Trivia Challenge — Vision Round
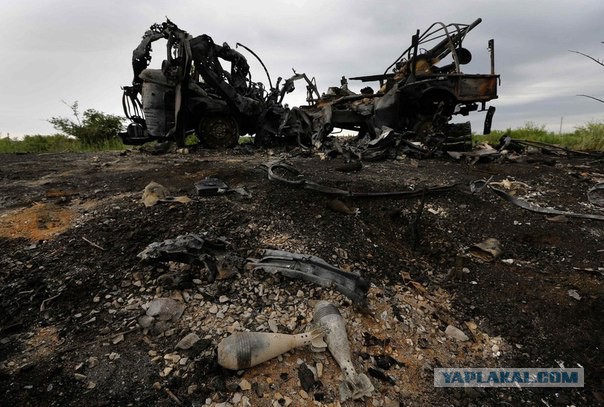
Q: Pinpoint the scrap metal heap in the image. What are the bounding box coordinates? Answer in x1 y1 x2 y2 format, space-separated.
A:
120 18 499 155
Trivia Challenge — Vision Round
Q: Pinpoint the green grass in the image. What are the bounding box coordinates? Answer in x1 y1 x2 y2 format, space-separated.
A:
2 121 603 153
238 135 254 144
0 134 125 154
476 121 604 151
185 134 254 146
185 134 200 146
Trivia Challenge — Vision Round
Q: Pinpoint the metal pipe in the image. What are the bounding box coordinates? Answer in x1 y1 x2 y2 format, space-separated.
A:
488 39 495 75
236 42 273 89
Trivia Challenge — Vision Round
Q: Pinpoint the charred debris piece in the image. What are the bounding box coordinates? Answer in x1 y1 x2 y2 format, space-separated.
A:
266 160 459 197
588 183 604 207
137 233 236 282
137 235 370 306
249 250 370 310
468 176 604 220
488 184 604 222
501 137 604 158
120 18 498 155
448 136 604 165
194 177 251 198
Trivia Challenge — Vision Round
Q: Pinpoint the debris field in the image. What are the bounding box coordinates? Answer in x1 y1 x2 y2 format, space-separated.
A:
0 148 602 406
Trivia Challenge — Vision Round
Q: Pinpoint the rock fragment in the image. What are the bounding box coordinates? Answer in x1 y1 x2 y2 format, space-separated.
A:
445 325 470 342
239 379 252 391
176 333 200 350
139 298 186 335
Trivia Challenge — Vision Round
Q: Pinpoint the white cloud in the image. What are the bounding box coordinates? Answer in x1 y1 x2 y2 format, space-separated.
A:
1 0 603 136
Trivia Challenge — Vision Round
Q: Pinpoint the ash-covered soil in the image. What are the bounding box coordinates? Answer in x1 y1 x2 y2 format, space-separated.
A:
0 148 602 406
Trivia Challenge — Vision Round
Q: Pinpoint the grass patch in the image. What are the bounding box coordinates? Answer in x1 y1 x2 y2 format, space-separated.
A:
476 121 604 151
2 121 603 154
573 122 604 151
186 134 254 146
185 134 200 146
0 134 124 154
238 135 254 144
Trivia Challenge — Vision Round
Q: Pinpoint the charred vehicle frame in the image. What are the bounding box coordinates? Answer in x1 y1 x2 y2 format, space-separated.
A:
296 18 499 150
120 18 499 152
120 19 315 149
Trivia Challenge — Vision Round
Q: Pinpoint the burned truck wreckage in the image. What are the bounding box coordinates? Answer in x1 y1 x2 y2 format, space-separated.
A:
120 18 499 155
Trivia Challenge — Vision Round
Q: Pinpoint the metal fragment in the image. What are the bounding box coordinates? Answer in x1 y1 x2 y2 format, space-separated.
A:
249 250 370 309
266 161 458 198
137 233 230 282
489 185 604 222
587 183 604 207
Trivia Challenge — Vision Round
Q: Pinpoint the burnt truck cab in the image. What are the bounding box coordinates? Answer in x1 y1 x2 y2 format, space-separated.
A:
305 18 499 149
125 66 239 148
120 20 272 148
372 19 498 138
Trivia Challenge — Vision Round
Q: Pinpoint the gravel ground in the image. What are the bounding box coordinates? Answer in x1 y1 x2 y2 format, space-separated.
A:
0 148 602 406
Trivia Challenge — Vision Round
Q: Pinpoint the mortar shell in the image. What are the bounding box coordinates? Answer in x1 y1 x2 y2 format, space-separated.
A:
313 301 355 377
217 330 321 370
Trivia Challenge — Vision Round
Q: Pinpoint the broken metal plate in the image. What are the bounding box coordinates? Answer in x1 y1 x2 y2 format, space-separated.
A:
469 238 502 262
587 183 604 207
195 178 230 196
249 249 370 309
137 233 229 282
489 185 604 222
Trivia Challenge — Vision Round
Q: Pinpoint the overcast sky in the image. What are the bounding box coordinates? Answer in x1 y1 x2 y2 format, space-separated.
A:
1 0 603 138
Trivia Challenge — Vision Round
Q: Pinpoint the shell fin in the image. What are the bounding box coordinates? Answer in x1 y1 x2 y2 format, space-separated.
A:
307 325 328 351
339 373 374 401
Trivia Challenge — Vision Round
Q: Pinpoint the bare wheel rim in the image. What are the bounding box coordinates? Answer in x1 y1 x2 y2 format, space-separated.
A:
199 114 239 148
